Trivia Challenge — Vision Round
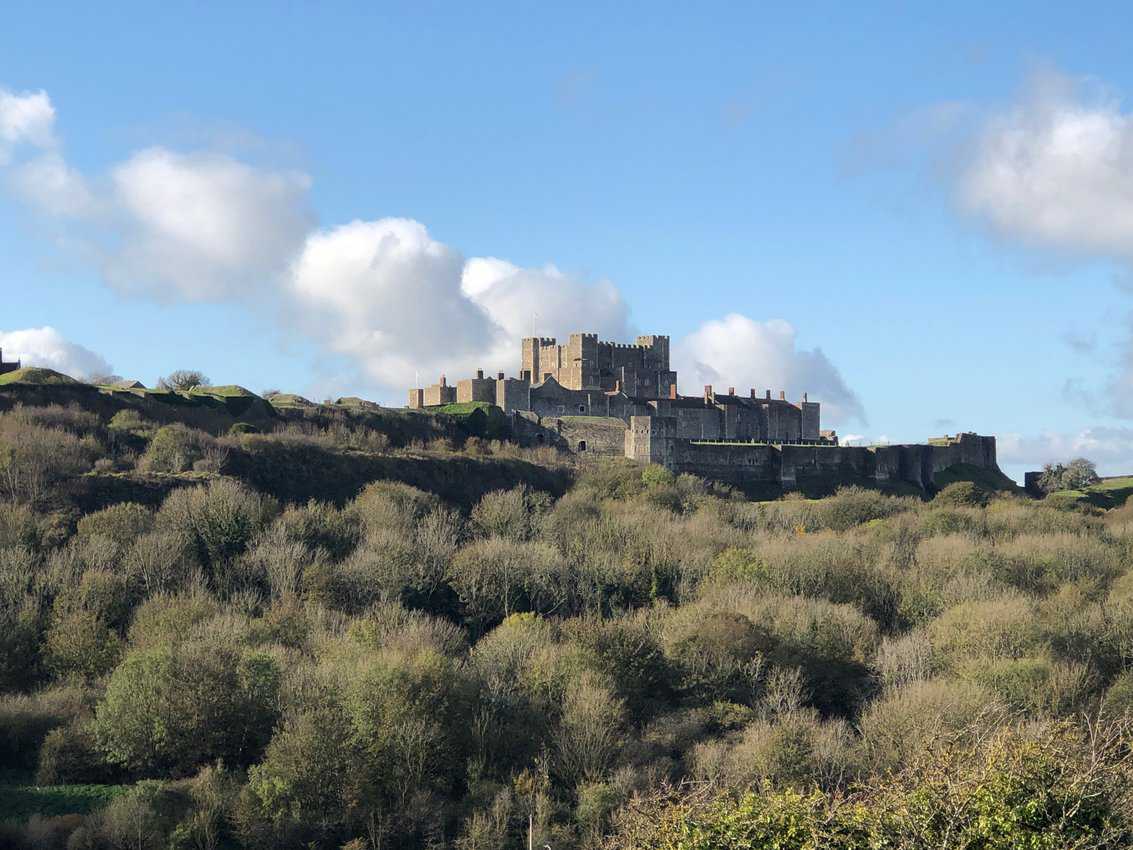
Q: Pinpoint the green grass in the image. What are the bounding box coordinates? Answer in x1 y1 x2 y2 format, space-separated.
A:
188 384 258 398
1048 476 1133 509
0 367 81 386
267 393 314 407
932 462 1019 493
430 401 496 415
0 784 129 820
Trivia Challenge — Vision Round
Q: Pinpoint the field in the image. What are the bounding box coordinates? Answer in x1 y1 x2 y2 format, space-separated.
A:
2 380 1133 848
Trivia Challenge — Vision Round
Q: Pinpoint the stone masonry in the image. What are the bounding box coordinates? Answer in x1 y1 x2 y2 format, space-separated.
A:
407 331 1004 490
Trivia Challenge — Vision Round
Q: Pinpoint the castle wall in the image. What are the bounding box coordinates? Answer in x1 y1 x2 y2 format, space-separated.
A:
407 388 425 409
544 416 626 456
457 377 496 404
801 402 821 440
423 383 456 406
496 378 531 413
628 418 1002 494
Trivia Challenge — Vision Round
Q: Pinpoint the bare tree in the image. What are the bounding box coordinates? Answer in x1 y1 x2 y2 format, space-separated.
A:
158 369 210 391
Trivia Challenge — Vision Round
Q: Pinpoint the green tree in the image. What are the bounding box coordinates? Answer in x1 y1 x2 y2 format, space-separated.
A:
95 639 281 776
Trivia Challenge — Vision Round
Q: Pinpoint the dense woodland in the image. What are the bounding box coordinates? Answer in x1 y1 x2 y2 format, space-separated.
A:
3 397 1133 848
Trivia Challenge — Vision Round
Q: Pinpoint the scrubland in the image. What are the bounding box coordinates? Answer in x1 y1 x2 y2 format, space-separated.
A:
2 400 1133 848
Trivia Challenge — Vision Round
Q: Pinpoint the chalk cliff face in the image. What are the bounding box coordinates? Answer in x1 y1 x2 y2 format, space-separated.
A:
625 421 1003 493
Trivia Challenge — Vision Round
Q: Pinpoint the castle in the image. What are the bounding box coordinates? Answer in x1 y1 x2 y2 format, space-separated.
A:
407 331 1002 492
0 349 20 376
408 332 829 444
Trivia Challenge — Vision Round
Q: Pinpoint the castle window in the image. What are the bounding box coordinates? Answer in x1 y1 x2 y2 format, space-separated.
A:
578 440 587 452
578 404 585 413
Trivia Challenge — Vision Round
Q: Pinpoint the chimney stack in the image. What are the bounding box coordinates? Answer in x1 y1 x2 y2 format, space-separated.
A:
728 386 735 396
476 369 484 379
497 372 505 380
750 388 757 398
669 384 678 400
779 390 786 400
766 389 771 400
803 392 808 402
704 384 714 403
440 375 447 387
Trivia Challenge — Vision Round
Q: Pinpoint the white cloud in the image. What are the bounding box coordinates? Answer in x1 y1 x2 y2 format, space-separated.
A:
461 255 632 368
105 148 313 300
0 326 111 379
0 83 864 417
959 71 1133 262
288 219 503 387
0 88 56 162
10 152 95 217
673 313 865 425
998 426 1133 477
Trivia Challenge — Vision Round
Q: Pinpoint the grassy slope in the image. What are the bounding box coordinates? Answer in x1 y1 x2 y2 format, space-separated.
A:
1048 475 1133 509
0 367 82 386
932 462 1020 494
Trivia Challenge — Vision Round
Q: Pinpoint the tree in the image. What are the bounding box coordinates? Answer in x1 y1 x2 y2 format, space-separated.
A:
95 639 282 776
158 370 210 391
1038 457 1100 493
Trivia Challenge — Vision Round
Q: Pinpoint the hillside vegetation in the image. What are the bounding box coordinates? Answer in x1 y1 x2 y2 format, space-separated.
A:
2 386 1133 848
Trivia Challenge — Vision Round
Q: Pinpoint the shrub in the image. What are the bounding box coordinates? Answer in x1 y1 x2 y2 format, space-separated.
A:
0 682 87 772
857 677 1000 773
934 481 990 507
157 478 278 587
275 499 362 561
552 671 626 784
35 720 120 785
140 423 211 473
95 639 282 776
351 480 438 537
449 538 573 634
43 609 123 679
471 485 551 541
0 413 92 503
76 502 155 548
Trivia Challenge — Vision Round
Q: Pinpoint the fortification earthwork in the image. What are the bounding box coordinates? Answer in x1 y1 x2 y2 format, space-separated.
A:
408 331 1003 492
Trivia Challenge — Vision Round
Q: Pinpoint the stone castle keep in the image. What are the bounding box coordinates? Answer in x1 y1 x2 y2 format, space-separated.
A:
408 331 1001 492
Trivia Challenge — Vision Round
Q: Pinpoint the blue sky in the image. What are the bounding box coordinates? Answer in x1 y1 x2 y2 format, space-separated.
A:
5 1 1133 481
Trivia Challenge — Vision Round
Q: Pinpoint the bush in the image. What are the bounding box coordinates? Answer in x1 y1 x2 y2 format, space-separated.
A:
934 481 990 507
0 413 93 503
449 538 572 634
470 485 551 541
95 639 282 776
139 423 211 473
35 720 120 785
157 478 278 588
0 682 87 773
76 502 155 548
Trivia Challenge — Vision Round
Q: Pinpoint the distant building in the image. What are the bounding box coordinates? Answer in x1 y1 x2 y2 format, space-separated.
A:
407 330 827 443
0 348 20 375
405 330 1003 492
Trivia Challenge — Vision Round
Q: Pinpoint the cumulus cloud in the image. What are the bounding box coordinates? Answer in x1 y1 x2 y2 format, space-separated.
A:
288 218 502 386
998 426 1133 476
0 88 313 300
286 223 636 389
959 71 1133 262
102 148 313 300
0 88 56 162
461 256 631 366
0 83 863 414
673 314 865 425
0 326 111 379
